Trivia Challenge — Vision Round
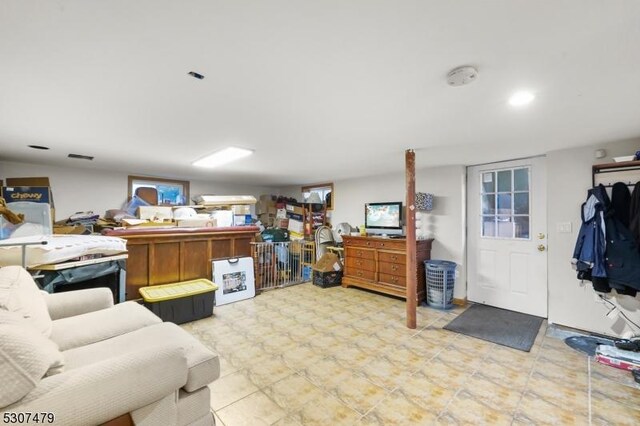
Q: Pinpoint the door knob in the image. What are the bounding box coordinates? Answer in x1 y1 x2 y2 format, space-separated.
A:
537 233 545 239
537 244 546 252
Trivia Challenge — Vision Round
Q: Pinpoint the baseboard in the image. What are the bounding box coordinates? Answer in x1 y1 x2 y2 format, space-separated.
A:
452 297 467 307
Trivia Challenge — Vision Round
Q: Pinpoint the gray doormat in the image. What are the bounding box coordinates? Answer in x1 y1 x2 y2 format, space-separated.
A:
443 304 544 352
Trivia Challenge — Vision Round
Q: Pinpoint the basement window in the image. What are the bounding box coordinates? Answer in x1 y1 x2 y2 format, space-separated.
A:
301 183 333 209
128 176 190 206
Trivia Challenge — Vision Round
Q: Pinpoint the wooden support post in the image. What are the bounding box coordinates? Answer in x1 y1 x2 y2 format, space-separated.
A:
405 149 417 329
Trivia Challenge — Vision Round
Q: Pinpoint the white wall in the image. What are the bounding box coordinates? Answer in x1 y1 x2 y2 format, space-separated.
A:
547 138 640 337
0 160 281 220
282 166 467 299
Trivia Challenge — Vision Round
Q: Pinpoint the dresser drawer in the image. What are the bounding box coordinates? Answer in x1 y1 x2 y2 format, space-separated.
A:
346 257 376 272
343 238 376 248
345 267 376 281
379 273 406 287
374 240 405 250
345 247 375 260
378 261 406 277
378 251 406 265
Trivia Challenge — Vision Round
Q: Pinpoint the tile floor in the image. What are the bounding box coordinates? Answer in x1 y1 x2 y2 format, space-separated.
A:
181 283 640 425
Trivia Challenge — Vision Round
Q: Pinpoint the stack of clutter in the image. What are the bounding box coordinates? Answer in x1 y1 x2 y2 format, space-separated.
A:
594 338 640 384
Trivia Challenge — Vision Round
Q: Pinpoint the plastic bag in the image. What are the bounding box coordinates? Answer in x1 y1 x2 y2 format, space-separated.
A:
122 195 150 217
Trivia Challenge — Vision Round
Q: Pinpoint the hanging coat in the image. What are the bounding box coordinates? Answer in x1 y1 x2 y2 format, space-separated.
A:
572 187 607 278
630 182 640 245
611 182 631 228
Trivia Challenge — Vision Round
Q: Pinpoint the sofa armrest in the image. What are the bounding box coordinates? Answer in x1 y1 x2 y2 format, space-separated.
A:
1 345 188 425
43 288 114 320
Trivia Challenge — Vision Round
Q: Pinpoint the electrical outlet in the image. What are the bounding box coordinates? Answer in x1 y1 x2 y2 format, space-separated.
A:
557 222 572 233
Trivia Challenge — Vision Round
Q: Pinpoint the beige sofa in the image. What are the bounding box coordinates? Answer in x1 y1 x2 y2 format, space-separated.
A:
0 266 219 426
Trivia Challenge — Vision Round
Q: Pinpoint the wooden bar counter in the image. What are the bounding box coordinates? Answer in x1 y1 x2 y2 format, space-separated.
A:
103 226 258 300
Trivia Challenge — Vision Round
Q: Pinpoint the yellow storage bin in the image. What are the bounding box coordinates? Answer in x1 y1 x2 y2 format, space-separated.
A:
139 279 218 324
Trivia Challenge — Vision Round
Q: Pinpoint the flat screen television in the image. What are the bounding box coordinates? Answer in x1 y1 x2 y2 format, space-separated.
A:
365 202 403 236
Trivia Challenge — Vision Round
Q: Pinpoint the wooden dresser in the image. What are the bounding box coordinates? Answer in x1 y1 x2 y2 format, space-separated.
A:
341 235 433 302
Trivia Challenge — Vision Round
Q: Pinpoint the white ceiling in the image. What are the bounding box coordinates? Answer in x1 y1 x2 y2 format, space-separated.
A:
1 0 639 186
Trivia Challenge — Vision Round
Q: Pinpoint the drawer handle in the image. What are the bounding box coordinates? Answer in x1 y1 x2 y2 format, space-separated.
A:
366 242 371 246
357 271 363 276
357 251 362 256
391 256 397 261
380 243 385 246
356 260 362 265
392 276 399 282
392 265 398 271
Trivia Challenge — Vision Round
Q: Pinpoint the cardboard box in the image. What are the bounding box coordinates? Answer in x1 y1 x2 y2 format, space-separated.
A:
177 218 216 228
287 218 304 234
285 204 304 216
286 212 303 222
275 218 289 229
232 204 251 215
289 231 304 240
312 252 343 273
257 200 276 214
233 214 252 226
137 206 173 220
6 177 51 187
2 186 54 205
276 208 287 219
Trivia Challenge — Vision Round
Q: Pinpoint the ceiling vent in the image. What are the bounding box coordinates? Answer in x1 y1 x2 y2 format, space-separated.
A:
446 66 478 87
68 153 94 161
188 71 205 80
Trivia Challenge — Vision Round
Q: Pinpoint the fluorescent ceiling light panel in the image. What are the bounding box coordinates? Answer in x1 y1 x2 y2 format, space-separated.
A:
509 90 535 107
193 147 253 168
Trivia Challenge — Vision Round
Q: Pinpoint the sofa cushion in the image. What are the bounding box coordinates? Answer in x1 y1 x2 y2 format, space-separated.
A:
64 322 220 392
50 301 162 351
0 322 65 407
0 266 52 336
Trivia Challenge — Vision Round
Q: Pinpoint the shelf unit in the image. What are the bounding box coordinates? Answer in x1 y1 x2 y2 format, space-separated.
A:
302 202 327 240
592 160 640 188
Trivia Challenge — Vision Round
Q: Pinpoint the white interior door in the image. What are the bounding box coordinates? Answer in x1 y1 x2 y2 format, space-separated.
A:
467 157 548 317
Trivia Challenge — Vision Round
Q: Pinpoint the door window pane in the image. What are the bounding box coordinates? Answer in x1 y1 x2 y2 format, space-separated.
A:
479 166 530 240
497 216 513 238
482 172 495 193
482 216 496 237
514 193 529 215
514 168 529 191
515 216 530 239
497 194 512 215
482 195 495 214
497 170 512 192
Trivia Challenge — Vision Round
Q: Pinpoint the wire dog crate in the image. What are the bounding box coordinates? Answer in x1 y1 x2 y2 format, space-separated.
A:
251 241 315 291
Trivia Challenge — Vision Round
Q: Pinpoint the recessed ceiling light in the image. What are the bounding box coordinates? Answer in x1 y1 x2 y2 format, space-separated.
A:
509 90 535 107
28 145 49 150
193 147 253 168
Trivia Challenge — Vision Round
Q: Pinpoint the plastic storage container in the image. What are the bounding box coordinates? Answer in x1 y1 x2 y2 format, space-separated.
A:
425 260 456 309
0 201 52 239
139 279 218 324
312 270 342 288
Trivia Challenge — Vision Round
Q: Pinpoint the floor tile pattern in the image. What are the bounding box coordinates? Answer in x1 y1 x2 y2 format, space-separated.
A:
180 283 640 425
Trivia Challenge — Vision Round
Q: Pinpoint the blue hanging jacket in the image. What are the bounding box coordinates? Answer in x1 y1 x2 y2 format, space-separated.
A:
572 187 607 278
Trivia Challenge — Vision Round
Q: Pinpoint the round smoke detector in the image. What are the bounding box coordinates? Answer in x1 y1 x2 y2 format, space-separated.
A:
446 66 478 87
